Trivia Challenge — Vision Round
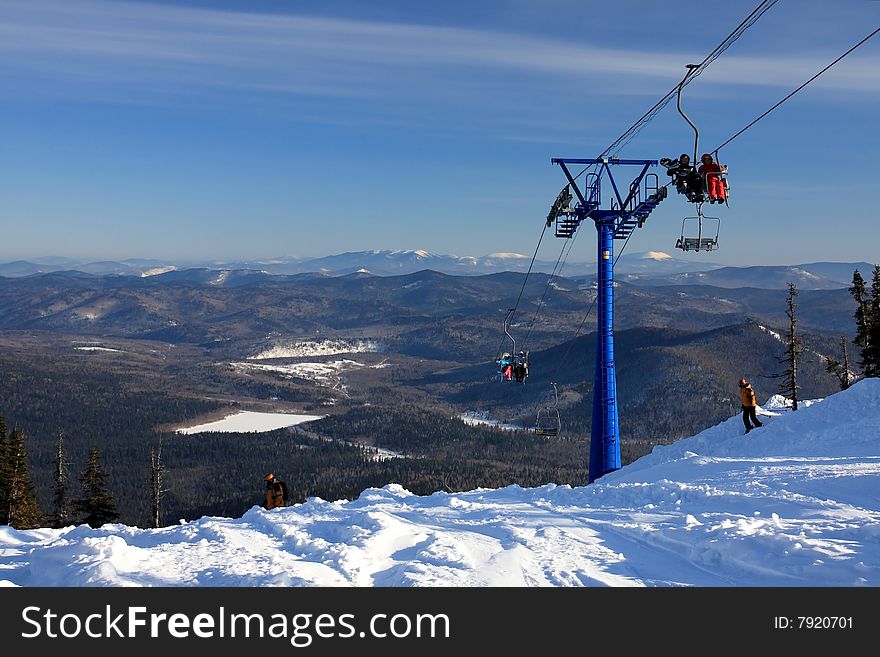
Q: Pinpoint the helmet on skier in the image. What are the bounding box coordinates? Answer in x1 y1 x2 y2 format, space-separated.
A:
264 473 275 481
701 153 713 162
738 378 748 387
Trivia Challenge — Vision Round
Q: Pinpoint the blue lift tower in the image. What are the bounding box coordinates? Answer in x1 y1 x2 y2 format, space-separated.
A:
548 157 666 483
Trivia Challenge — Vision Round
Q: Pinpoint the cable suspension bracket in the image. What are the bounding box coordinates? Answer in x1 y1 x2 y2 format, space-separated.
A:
548 158 666 240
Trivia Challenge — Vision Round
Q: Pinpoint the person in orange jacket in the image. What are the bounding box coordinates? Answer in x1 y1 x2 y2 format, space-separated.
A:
738 378 763 434
698 153 727 203
263 473 288 510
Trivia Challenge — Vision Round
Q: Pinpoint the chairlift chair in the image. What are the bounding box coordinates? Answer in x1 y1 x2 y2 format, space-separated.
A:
675 208 720 253
672 63 732 211
497 308 529 384
535 383 561 437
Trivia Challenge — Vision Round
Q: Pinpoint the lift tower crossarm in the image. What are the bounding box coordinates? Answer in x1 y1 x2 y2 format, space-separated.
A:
551 158 657 165
552 157 658 214
551 158 660 239
621 161 653 210
556 161 590 208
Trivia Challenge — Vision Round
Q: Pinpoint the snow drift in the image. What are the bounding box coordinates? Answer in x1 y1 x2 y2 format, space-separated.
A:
1 379 878 587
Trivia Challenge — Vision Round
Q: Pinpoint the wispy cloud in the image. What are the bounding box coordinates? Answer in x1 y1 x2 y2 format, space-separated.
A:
3 0 877 108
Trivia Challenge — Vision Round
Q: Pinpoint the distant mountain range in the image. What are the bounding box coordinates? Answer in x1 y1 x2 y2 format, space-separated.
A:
618 262 873 290
0 250 713 278
0 250 872 290
0 266 857 358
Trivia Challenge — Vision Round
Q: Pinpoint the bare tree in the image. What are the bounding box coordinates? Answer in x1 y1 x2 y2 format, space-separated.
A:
779 282 804 410
52 430 71 528
825 336 854 391
150 438 166 529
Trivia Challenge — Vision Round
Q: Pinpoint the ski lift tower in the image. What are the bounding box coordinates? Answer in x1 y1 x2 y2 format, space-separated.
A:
548 157 666 483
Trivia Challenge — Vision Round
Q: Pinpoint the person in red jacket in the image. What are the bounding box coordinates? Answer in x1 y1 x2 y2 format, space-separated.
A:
698 153 727 203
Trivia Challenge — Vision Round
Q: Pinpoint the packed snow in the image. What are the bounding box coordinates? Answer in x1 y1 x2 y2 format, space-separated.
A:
249 339 382 360
460 411 525 432
759 324 835 364
2 379 879 586
373 447 403 461
758 324 783 342
175 411 324 435
74 346 122 353
140 266 177 277
234 360 359 382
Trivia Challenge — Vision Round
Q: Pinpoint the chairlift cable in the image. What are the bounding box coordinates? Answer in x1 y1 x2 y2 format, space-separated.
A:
500 2 781 391
508 222 548 320
602 0 780 158
493 222 550 362
544 0 779 238
712 25 880 153
527 4 877 428
530 2 779 346
522 226 580 349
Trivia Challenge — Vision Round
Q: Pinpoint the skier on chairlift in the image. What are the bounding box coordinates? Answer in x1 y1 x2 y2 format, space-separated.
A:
698 153 727 204
660 153 705 203
498 353 513 381
513 351 529 383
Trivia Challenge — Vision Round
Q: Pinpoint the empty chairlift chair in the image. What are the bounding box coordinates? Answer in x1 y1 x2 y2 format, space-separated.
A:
535 383 561 437
675 210 720 252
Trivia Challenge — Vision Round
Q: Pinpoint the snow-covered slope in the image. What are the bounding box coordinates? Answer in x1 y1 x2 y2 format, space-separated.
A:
1 380 878 587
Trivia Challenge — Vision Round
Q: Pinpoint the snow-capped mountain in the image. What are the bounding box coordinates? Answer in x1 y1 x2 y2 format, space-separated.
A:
2 378 877 587
612 250 723 275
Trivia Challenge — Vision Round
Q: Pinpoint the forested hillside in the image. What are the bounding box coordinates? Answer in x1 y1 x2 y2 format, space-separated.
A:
0 267 860 527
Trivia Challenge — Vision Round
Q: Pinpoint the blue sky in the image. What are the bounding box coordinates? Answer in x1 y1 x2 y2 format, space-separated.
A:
0 0 878 266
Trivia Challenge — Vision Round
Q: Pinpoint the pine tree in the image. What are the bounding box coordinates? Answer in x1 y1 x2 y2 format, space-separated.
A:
77 445 119 528
825 336 853 390
52 431 71 528
0 415 9 525
6 427 45 529
849 269 871 373
864 265 880 377
779 282 804 410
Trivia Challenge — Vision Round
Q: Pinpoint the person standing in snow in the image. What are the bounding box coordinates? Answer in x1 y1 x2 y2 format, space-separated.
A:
263 473 288 510
738 378 763 434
